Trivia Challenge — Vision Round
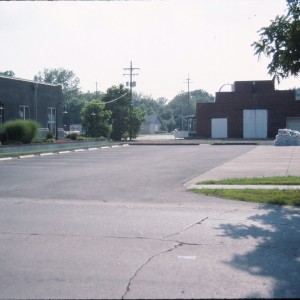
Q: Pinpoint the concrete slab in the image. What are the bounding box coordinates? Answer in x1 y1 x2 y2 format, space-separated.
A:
185 146 300 189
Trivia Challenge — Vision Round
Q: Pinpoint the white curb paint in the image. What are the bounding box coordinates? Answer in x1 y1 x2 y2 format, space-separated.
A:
0 157 13 161
18 155 35 159
39 153 54 156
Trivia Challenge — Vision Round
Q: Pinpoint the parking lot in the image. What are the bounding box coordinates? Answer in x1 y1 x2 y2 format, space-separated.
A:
0 144 299 299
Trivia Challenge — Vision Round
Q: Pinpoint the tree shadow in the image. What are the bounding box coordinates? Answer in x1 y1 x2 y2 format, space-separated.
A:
218 204 300 298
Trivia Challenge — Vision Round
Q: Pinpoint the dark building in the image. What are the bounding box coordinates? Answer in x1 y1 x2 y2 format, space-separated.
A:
0 76 64 139
196 80 300 139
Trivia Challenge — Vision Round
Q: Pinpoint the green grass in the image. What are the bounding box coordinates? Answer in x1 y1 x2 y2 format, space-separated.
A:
192 176 300 206
198 176 300 185
192 188 300 206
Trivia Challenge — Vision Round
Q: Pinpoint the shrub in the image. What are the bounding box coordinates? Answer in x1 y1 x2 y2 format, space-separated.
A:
46 131 54 140
66 132 79 140
0 120 39 144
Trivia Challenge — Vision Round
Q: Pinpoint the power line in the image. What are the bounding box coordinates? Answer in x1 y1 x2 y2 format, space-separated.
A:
104 92 129 104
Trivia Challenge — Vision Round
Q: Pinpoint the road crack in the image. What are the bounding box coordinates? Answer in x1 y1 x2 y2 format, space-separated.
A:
121 242 183 299
163 217 208 239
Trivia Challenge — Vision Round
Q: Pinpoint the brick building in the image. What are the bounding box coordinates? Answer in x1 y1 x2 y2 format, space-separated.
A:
196 80 300 139
0 76 65 139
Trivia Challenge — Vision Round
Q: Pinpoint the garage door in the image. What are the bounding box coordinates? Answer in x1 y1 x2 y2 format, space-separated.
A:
286 117 300 131
243 109 268 138
211 118 227 138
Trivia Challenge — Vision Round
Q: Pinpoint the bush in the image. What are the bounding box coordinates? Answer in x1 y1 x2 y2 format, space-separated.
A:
46 131 54 140
66 132 79 140
0 120 39 144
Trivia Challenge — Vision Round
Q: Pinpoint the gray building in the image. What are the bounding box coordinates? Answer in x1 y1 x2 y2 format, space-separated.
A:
140 115 162 134
0 76 65 139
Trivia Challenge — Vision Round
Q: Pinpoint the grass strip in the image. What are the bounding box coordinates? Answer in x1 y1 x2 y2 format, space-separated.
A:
198 176 300 185
192 188 300 206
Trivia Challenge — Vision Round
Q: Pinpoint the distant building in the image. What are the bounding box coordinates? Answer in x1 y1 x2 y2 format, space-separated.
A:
196 80 300 139
0 75 64 139
140 115 162 134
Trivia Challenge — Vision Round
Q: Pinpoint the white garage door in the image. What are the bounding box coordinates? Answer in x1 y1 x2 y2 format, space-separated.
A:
243 109 268 138
211 118 228 138
286 117 300 131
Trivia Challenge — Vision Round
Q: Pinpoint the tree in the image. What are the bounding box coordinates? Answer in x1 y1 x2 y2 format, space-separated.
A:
34 68 82 129
102 85 145 140
80 99 112 138
162 89 214 131
132 92 162 116
0 70 15 77
34 68 81 104
252 0 300 82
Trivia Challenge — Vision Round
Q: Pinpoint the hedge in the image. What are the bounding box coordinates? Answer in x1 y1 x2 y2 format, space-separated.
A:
0 120 39 144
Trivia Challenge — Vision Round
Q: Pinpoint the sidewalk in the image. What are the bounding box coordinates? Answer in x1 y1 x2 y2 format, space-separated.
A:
185 145 300 190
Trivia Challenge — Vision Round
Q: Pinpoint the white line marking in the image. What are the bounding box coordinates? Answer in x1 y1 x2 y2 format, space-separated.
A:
178 256 196 260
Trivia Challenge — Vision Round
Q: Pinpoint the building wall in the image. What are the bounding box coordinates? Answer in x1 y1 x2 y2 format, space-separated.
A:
140 115 162 134
0 76 64 138
196 80 300 138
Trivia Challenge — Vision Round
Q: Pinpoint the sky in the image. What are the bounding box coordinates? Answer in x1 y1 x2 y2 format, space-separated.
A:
0 0 299 100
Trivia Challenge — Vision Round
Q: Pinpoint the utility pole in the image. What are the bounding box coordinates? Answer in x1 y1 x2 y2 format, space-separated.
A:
95 81 98 98
184 74 192 134
123 61 139 140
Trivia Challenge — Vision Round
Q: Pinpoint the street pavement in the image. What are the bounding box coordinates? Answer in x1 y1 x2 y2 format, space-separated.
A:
0 143 299 299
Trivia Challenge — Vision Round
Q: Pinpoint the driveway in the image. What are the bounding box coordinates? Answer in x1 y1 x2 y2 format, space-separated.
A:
0 145 299 299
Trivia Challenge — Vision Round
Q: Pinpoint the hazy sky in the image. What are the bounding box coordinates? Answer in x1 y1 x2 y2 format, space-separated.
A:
1 0 299 100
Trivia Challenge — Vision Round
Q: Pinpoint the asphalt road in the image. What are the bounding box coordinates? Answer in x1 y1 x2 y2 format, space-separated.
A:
0 145 299 299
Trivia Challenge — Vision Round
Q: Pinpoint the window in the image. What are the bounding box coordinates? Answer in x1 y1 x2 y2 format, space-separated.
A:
47 107 56 134
19 105 30 120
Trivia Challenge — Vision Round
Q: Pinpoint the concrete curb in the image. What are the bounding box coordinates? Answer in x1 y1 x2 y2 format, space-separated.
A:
188 184 300 190
0 144 130 162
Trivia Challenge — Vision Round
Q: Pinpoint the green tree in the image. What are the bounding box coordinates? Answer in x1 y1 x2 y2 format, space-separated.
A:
34 68 81 129
161 89 214 131
252 0 300 82
34 68 80 104
64 98 86 126
81 99 112 138
103 85 145 140
130 107 146 139
34 68 80 102
132 92 162 116
0 70 15 77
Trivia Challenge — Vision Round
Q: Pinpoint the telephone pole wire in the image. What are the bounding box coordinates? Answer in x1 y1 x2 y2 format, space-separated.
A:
123 61 140 140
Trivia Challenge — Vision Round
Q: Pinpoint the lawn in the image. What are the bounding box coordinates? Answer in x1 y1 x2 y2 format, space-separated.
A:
197 176 300 185
192 176 300 206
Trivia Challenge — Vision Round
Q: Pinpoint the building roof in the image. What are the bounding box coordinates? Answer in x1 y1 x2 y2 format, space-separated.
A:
143 115 162 125
0 75 62 87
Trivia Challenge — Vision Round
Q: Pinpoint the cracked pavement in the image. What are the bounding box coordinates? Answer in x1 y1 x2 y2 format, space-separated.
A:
0 145 299 299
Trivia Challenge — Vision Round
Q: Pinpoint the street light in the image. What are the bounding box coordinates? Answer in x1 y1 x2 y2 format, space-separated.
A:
55 103 67 140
